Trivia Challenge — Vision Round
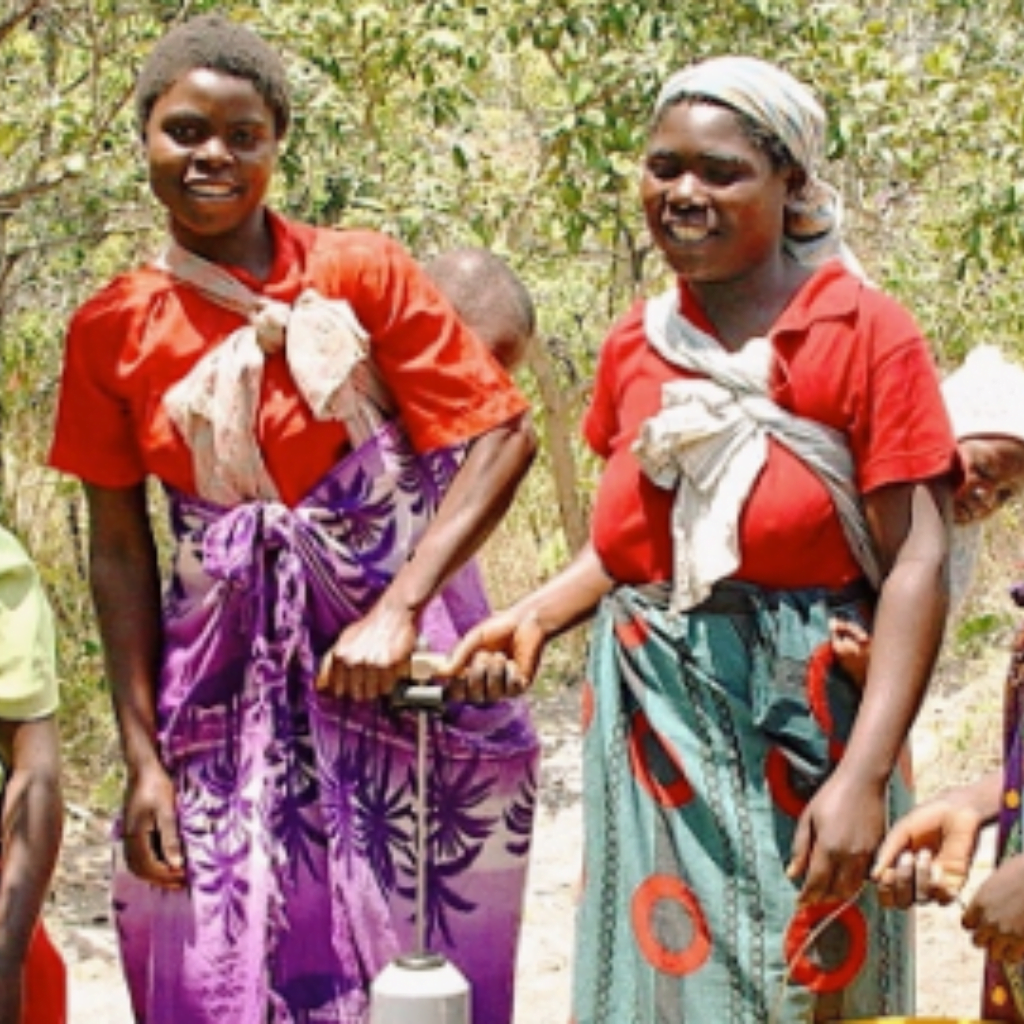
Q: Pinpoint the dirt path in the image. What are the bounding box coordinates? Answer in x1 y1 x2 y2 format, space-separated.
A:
48 673 1001 1021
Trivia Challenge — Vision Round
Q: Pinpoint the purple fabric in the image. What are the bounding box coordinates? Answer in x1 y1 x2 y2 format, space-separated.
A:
112 422 539 1024
983 602 1024 1020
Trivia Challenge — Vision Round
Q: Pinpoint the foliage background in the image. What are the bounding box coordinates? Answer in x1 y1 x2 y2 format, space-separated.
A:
4 0 1024 797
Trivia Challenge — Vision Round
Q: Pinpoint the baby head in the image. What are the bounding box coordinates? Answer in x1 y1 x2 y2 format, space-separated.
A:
942 345 1024 524
423 248 535 371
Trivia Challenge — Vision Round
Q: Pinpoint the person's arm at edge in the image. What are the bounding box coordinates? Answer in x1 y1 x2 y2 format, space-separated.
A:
84 482 184 887
790 475 952 902
0 715 62 1024
872 769 1001 908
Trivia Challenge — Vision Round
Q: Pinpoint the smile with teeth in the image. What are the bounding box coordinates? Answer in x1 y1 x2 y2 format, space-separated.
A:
186 181 239 198
663 203 712 243
666 222 712 243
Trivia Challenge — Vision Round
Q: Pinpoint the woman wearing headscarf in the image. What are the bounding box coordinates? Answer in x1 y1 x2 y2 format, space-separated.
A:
446 55 956 1021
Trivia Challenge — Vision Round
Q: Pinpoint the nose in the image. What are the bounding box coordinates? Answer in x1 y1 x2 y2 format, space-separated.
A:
969 482 998 515
668 171 704 205
194 134 233 165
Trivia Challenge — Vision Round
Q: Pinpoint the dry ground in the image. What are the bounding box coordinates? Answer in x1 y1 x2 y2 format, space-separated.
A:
47 652 1006 1022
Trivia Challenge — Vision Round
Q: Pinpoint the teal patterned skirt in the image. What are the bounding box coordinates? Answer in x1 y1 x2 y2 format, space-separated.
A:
572 581 912 1023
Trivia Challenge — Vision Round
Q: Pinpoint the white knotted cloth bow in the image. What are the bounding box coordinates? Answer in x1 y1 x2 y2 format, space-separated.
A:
158 244 389 505
633 288 880 612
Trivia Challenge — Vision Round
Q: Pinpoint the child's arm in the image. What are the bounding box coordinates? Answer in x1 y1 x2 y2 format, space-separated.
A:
790 477 951 904
0 715 63 1024
963 851 1024 962
829 616 871 687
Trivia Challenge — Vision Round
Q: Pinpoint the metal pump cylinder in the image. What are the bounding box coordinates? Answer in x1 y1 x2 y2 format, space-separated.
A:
369 953 470 1024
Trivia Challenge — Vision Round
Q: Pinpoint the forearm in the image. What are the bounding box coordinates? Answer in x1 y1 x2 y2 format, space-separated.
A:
0 721 63 969
85 484 165 775
509 541 614 640
842 482 951 787
92 551 164 773
387 414 537 616
944 769 1003 824
843 570 943 785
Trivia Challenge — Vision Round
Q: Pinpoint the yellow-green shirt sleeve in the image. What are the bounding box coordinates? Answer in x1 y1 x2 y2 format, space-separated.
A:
0 525 58 720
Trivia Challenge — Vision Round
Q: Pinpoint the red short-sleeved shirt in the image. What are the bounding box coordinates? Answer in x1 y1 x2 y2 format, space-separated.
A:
48 214 527 506
584 262 957 590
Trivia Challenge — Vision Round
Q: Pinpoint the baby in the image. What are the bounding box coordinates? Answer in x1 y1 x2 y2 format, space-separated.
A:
423 246 535 372
832 344 1024 683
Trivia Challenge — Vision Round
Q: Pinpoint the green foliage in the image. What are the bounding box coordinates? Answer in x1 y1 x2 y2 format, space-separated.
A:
953 608 1016 658
6 0 1024 774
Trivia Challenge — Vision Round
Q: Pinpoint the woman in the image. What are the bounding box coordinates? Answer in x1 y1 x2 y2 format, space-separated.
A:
48 15 538 1024
447 56 956 1021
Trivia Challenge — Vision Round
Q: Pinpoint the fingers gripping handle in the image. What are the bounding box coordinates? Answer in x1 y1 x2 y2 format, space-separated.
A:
390 650 449 711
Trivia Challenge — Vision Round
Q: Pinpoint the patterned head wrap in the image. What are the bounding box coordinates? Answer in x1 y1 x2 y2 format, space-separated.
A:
654 56 863 275
942 345 1024 445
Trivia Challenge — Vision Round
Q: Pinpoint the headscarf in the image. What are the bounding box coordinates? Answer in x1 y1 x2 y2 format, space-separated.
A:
942 344 1024 445
654 55 864 276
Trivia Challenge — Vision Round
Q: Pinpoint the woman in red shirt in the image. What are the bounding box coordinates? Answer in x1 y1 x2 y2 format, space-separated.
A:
49 15 537 1024
448 56 956 1022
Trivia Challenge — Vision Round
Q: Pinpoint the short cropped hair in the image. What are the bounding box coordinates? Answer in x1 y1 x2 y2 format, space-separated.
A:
135 13 291 138
424 248 537 371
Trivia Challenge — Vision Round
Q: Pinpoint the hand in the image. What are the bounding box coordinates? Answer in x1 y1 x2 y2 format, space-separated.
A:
872 793 984 908
441 647 530 704
440 605 549 703
788 771 887 905
829 616 871 688
963 856 1024 962
122 762 186 889
317 596 419 701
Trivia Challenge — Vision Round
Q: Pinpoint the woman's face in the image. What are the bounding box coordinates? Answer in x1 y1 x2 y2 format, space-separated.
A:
145 68 279 257
954 435 1024 524
640 101 794 283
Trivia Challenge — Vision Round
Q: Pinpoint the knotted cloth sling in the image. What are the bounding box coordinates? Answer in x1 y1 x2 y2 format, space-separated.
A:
634 288 881 612
157 243 392 505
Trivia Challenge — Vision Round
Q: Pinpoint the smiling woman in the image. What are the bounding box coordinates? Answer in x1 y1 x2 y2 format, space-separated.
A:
640 101 796 292
47 13 538 1024
443 55 958 1023
144 68 280 270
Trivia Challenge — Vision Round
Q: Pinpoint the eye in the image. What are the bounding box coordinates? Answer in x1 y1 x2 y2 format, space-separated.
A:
645 154 682 182
971 460 995 484
166 121 204 145
701 160 744 187
229 126 263 149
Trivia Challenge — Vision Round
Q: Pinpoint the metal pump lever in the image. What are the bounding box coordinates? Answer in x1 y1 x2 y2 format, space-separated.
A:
369 646 473 1022
389 650 450 712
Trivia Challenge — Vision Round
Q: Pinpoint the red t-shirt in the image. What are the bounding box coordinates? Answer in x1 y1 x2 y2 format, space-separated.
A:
49 214 527 506
584 262 956 590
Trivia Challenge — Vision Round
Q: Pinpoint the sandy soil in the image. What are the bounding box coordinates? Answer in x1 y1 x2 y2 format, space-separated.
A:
47 669 1003 1022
